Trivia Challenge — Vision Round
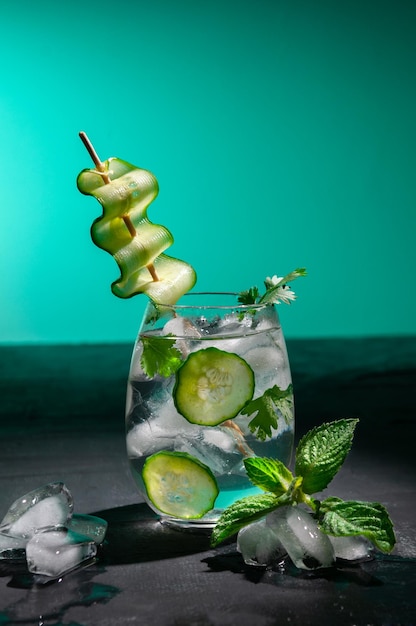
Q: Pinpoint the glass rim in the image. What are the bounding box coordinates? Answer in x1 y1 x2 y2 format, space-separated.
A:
151 292 271 311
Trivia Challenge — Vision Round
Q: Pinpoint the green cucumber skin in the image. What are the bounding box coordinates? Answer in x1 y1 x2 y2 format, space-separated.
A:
173 347 255 427
142 450 219 519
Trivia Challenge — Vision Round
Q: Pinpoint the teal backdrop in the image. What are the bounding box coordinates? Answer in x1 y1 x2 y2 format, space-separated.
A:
1 0 415 343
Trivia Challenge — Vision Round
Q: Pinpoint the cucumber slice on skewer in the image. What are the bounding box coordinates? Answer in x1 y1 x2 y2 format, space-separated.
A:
173 347 255 426
142 451 219 519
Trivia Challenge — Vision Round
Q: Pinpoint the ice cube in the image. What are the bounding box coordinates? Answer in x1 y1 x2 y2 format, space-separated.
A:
213 309 278 342
127 401 199 458
199 335 253 356
329 534 373 562
0 532 27 550
26 528 97 577
162 316 201 357
237 519 285 566
267 506 335 570
216 312 259 335
163 316 201 338
203 426 241 453
67 514 108 545
174 426 242 475
127 420 171 457
204 424 254 469
243 346 291 393
0 483 73 539
0 531 27 560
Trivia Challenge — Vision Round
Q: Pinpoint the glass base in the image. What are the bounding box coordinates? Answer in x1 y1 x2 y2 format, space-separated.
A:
159 509 223 533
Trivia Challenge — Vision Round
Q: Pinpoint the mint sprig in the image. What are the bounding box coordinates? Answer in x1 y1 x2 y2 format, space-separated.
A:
295 418 358 494
243 457 294 495
211 493 288 547
211 418 396 555
319 497 396 553
238 268 307 306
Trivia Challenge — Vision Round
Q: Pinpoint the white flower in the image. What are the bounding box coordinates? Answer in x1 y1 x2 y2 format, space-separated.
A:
275 285 296 304
264 275 283 289
259 268 306 305
262 277 297 305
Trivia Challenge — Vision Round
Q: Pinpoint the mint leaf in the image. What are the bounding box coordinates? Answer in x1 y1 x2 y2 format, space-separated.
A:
210 493 286 547
211 418 396 560
295 418 358 494
319 497 396 553
241 384 293 441
244 457 294 495
237 287 260 305
140 336 182 378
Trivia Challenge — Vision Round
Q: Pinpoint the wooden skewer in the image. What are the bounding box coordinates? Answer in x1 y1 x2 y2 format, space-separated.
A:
79 131 159 282
79 131 110 184
122 215 137 238
223 420 255 457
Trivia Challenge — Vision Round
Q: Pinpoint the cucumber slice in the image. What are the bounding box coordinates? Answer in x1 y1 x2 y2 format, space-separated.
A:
173 347 255 426
142 451 219 519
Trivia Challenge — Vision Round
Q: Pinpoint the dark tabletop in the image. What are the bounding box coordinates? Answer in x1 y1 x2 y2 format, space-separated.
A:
0 337 415 625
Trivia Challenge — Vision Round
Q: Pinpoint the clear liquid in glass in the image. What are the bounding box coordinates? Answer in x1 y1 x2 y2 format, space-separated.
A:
125 294 294 530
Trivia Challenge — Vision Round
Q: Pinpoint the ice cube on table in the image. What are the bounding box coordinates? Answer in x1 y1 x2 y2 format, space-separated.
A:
329 534 373 561
0 532 27 560
0 482 73 539
68 514 108 544
26 528 97 577
267 506 335 570
237 519 286 567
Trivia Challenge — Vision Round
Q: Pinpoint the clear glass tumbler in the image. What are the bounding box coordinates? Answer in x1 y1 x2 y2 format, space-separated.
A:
125 293 294 530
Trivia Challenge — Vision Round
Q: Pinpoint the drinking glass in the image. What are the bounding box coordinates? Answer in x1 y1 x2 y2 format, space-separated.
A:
125 293 294 530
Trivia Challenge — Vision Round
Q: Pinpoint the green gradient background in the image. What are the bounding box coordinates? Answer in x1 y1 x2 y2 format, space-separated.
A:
1 0 415 343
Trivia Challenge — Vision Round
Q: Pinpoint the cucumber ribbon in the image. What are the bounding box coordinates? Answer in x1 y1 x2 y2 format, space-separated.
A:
77 156 196 303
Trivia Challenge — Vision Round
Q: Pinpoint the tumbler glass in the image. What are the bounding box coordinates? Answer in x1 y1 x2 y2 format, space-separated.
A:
125 293 294 530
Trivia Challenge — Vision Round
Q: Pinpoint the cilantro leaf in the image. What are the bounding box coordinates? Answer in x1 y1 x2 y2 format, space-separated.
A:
319 497 396 553
259 268 307 305
140 335 182 378
210 493 286 547
280 267 307 284
295 418 358 494
237 287 260 305
241 384 293 441
244 457 294 495
237 268 306 308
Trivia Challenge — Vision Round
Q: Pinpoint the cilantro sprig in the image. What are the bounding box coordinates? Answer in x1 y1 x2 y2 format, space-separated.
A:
241 384 293 441
211 418 396 554
238 268 307 306
140 335 182 378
